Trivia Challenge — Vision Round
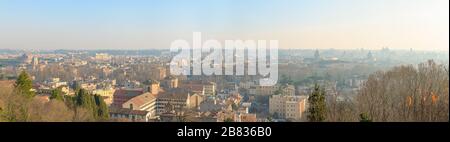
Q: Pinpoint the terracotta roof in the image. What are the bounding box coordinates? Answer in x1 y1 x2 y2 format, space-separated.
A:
157 88 190 100
113 89 144 97
123 92 156 108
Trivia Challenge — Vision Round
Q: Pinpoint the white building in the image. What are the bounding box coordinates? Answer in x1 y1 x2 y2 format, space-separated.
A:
122 92 157 119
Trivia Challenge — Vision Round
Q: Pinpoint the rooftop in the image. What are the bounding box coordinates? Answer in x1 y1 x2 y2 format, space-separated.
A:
113 88 144 97
123 92 156 108
157 88 191 100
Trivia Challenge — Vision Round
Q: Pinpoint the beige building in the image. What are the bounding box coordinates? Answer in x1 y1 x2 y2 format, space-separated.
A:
180 81 216 96
235 113 257 122
80 83 97 91
93 87 116 106
94 53 111 61
269 95 308 120
249 85 295 96
188 93 204 109
156 89 190 115
203 82 216 96
282 85 296 96
46 78 68 89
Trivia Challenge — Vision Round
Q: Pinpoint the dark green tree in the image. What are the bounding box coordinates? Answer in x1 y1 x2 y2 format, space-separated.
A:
307 84 327 122
359 113 372 122
14 70 35 98
94 95 109 121
231 103 238 111
75 89 96 116
71 81 81 91
75 89 93 108
74 89 109 121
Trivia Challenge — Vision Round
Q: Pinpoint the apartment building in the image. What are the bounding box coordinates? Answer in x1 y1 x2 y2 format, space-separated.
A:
269 95 308 120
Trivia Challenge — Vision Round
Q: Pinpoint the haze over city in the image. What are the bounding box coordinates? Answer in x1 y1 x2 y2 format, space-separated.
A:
0 0 448 51
0 0 449 125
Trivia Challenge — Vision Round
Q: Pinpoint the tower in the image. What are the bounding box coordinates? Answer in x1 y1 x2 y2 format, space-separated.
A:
314 49 320 61
144 79 160 95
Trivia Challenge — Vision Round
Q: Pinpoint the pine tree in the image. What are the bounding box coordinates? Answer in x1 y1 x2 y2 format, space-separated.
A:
15 70 35 98
307 84 327 122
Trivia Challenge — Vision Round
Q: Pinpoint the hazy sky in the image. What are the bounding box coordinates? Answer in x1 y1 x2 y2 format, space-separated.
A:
0 0 448 50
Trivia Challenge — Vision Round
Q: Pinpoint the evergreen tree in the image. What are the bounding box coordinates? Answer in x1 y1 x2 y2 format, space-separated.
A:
50 87 64 101
359 113 372 122
94 95 109 121
71 81 81 91
15 70 34 98
231 103 238 111
75 89 84 106
74 89 109 121
307 84 327 122
75 89 92 108
224 118 234 122
75 89 95 115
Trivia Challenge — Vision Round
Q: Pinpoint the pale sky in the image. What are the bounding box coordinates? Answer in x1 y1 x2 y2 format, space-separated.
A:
0 0 448 51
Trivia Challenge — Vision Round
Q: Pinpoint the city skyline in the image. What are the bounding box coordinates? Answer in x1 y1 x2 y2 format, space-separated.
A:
0 0 448 51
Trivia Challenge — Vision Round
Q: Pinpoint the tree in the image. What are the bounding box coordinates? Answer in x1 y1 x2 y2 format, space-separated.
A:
307 84 327 122
15 70 35 98
2 98 29 122
72 89 109 121
224 118 234 122
231 103 238 111
280 74 293 85
357 60 449 122
94 95 109 121
1 81 107 122
50 87 64 101
75 89 95 110
359 113 372 122
27 100 74 122
267 117 274 122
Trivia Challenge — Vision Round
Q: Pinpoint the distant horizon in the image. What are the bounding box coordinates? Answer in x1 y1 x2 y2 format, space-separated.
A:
0 47 448 52
0 0 448 51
